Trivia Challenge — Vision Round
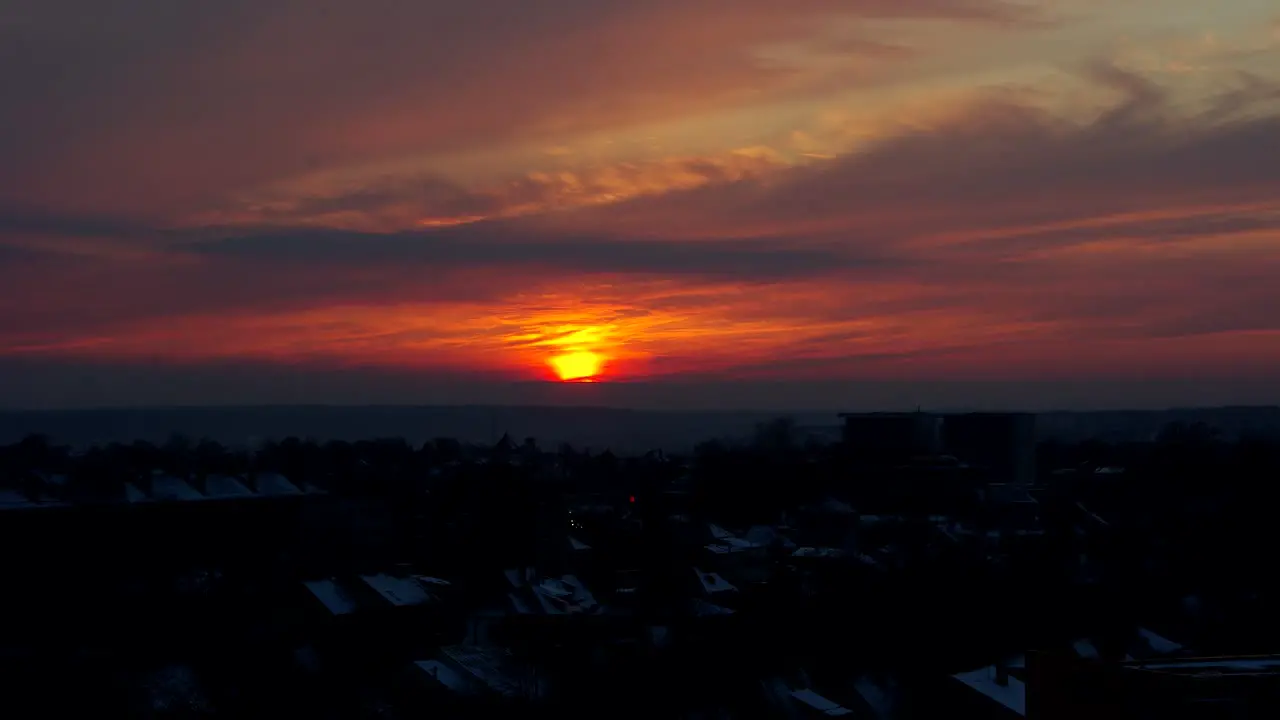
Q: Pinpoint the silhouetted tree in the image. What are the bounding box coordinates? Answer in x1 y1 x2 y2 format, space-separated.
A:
6 433 68 476
431 437 463 464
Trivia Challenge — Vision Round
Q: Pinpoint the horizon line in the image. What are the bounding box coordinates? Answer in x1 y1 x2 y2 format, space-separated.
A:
3 402 1278 416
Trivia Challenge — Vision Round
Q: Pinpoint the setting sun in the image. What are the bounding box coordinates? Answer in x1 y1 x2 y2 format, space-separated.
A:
549 351 605 382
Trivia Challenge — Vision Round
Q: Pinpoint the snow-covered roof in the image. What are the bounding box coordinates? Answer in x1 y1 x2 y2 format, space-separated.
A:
1137 627 1183 654
691 599 735 616
952 666 1026 716
534 589 568 615
694 568 738 595
531 574 599 614
1074 639 1101 659
203 475 254 499
124 483 151 503
150 476 205 502
360 573 433 607
790 689 853 716
561 575 595 603
440 645 527 698
414 575 451 587
792 547 846 558
743 525 779 546
708 523 734 540
304 579 359 615
255 473 303 496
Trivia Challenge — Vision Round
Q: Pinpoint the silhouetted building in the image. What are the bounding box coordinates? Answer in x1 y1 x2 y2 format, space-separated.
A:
942 413 1036 485
840 412 941 464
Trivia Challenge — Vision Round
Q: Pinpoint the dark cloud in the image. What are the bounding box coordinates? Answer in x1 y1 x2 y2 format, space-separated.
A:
0 220 883 345
0 206 146 241
185 223 875 281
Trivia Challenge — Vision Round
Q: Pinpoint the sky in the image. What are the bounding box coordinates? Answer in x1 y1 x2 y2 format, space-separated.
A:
2 0 1279 410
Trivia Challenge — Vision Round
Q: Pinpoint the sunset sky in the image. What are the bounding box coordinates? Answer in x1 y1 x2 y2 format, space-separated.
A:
2 1 1279 410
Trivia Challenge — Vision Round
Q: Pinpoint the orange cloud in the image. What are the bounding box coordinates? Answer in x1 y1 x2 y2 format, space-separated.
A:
202 149 791 231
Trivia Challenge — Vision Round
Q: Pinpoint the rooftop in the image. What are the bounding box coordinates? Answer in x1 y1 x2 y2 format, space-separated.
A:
439 645 531 698
254 472 304 496
120 473 308 505
203 475 255 500
414 660 472 695
1136 627 1184 655
790 688 853 717
303 578 359 616
694 568 738 595
360 573 434 607
691 599 735 616
532 574 600 615
952 665 1026 717
708 523 734 540
792 547 846 559
506 569 601 615
150 476 205 502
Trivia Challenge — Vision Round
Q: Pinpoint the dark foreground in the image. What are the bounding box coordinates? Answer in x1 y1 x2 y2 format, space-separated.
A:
2 416 1279 718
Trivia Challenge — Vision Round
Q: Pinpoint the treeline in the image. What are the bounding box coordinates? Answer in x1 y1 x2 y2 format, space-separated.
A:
0 416 808 485
2 418 1277 507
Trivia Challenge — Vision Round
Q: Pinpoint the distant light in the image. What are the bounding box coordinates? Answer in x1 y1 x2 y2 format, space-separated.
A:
629 495 636 504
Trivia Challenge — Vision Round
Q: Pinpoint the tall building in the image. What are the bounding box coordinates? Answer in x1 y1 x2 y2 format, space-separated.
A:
839 412 941 464
941 413 1036 485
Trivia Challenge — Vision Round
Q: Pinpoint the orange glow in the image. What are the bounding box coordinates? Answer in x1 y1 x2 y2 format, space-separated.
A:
549 350 605 382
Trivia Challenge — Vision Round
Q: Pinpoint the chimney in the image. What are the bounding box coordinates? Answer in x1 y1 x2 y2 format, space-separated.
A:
994 662 1009 687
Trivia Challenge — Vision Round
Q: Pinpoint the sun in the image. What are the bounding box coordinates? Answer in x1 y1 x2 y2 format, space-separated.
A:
549 351 604 382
